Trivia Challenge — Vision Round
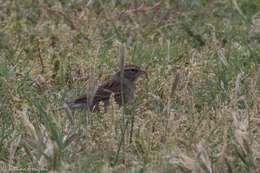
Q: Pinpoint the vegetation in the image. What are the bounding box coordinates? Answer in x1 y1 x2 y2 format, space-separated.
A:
0 0 259 172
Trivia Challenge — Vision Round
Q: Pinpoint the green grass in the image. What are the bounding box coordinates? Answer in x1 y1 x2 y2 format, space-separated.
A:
0 0 259 172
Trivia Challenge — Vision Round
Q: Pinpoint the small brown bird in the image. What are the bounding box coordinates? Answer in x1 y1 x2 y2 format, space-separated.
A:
66 64 148 112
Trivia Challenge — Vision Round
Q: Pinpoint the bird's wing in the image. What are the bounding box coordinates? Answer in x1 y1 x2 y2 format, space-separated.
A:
97 79 128 106
67 78 132 110
102 79 134 105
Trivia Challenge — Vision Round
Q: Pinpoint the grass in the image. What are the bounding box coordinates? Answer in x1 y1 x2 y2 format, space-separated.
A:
0 0 260 172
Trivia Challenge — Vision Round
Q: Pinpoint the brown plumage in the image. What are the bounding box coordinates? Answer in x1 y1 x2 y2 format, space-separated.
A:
66 64 148 112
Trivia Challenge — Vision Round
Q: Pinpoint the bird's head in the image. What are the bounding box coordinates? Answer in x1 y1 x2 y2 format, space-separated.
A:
117 64 148 82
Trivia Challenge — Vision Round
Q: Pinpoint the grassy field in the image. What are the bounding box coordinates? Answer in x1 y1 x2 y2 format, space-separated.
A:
0 0 260 172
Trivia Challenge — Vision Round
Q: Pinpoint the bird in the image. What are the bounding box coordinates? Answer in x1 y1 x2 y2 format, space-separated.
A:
65 64 148 112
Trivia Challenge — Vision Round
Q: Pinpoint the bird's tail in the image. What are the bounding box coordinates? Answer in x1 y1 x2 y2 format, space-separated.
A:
67 101 88 109
59 99 88 111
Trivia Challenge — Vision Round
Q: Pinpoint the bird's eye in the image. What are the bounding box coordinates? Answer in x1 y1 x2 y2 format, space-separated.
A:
131 69 137 72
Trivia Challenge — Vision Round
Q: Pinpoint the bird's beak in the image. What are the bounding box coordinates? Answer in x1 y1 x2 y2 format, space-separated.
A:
140 70 149 80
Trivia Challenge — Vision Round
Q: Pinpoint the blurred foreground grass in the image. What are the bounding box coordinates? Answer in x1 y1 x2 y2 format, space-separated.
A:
0 0 260 172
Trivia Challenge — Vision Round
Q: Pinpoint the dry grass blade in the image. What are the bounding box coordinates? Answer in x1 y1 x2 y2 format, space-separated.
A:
119 42 125 105
119 42 125 72
64 133 78 147
195 143 212 173
232 112 249 153
250 11 260 37
230 0 246 19
170 153 195 170
21 106 40 142
9 131 21 166
86 76 98 110
234 72 243 96
38 137 57 168
170 72 180 98
114 42 126 165
62 103 74 124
